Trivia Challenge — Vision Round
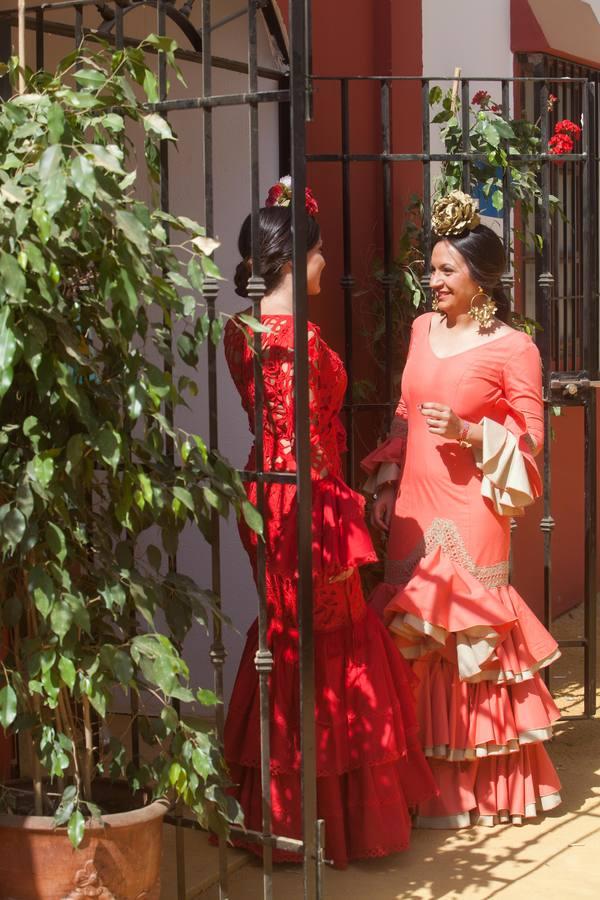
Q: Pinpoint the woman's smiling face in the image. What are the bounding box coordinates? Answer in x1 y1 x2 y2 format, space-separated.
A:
430 239 479 317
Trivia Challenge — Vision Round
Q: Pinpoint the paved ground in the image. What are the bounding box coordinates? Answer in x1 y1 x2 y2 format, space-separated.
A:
160 605 600 899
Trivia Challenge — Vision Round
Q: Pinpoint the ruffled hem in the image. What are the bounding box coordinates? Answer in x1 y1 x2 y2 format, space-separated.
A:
410 654 560 761
228 754 436 868
473 417 542 516
372 546 559 685
224 607 427 778
263 473 377 577
414 744 562 827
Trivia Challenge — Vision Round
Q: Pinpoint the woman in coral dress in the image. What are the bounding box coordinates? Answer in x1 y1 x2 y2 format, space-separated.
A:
364 191 562 827
223 185 437 867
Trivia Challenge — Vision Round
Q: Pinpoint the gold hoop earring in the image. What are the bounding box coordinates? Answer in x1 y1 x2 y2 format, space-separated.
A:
469 286 497 328
431 293 439 311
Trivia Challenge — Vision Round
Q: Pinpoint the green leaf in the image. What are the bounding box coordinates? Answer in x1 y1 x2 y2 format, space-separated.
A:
83 143 125 174
74 67 107 88
96 426 121 473
0 684 17 729
71 155 96 200
67 810 85 848
192 746 212 779
42 170 67 217
58 657 76 690
38 144 62 181
115 210 149 255
143 113 174 141
242 500 263 535
237 313 271 333
173 486 194 513
27 455 54 487
29 567 55 618
47 103 65 144
0 251 26 300
15 480 34 519
2 507 26 546
492 189 504 211
196 688 218 706
45 522 67 563
0 306 17 399
51 600 74 640
111 649 134 685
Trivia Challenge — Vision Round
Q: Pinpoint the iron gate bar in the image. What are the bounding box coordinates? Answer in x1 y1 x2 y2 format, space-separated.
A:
381 78 394 432
248 0 275 894
290 0 323 894
340 78 355 479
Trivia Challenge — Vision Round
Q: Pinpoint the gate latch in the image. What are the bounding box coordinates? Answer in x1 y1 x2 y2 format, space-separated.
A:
549 373 599 397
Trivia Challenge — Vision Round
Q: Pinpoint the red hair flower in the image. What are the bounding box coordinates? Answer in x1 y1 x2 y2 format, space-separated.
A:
266 183 285 206
265 175 319 215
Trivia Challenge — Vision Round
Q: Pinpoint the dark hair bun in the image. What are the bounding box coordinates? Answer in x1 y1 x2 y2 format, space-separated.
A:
234 258 252 298
236 206 321 299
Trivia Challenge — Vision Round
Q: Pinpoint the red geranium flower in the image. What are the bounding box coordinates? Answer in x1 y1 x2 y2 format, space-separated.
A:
471 90 491 107
554 119 582 138
547 93 558 111
548 133 575 155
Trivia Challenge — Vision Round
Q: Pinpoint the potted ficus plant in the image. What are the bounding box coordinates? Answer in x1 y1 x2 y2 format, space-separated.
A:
0 35 254 898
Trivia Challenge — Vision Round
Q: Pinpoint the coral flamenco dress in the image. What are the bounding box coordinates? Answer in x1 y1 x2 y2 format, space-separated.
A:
363 311 562 827
223 314 437 867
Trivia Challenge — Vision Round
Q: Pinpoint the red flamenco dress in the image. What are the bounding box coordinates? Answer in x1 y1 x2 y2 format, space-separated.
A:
223 314 437 867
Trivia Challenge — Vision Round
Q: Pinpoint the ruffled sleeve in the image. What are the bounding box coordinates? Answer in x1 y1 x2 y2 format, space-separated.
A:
361 403 408 493
474 338 543 516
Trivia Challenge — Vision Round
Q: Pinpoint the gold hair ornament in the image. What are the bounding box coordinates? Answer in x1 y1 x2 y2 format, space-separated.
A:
431 190 481 237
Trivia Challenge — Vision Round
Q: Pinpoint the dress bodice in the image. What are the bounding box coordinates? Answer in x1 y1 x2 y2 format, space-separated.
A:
381 312 544 572
224 314 347 479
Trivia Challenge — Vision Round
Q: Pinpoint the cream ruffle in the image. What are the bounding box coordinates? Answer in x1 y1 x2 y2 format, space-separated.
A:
389 612 506 681
473 417 537 517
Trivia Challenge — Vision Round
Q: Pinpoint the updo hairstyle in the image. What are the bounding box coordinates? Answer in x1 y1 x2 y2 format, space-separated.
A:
434 224 511 323
234 206 321 298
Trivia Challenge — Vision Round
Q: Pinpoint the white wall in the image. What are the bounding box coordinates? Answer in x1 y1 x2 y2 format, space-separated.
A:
422 0 513 79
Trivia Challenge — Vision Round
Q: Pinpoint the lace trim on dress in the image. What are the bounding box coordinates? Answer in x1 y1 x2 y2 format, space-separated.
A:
384 518 509 590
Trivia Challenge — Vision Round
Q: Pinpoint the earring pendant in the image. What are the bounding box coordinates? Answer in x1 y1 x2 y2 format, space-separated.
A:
469 287 496 327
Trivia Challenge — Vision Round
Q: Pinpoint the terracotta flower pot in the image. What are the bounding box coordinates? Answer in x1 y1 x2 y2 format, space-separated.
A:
0 797 169 900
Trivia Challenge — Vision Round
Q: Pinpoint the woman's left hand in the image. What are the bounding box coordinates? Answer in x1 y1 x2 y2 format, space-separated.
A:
419 402 463 439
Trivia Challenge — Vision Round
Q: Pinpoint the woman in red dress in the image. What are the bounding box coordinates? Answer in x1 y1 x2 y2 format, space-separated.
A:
223 184 437 868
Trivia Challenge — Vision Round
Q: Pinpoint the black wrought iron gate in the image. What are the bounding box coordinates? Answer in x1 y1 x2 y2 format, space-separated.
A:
307 71 598 722
0 2 323 899
2 4 599 899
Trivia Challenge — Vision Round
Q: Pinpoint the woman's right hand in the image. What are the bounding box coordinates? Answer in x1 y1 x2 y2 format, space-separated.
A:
371 483 396 533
